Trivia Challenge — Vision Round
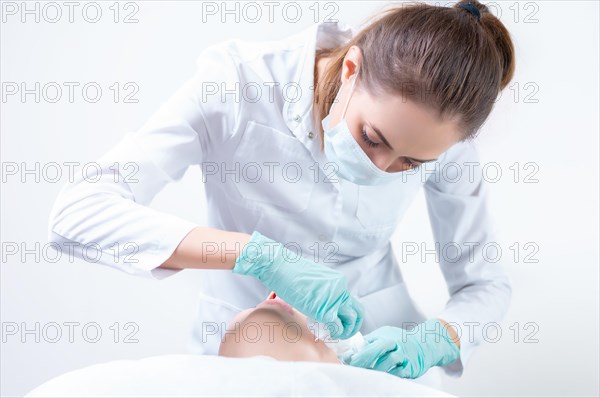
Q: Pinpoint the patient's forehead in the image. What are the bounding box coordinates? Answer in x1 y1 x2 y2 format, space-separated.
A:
226 307 313 346
226 307 280 332
221 309 291 351
219 307 339 364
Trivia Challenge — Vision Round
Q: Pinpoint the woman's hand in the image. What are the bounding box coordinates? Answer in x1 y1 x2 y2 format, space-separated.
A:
346 320 460 379
232 230 364 340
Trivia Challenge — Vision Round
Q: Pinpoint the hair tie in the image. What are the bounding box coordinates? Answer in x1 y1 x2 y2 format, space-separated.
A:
457 2 481 22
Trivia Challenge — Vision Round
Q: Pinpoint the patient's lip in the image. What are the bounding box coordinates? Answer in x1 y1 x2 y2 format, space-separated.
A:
263 292 295 315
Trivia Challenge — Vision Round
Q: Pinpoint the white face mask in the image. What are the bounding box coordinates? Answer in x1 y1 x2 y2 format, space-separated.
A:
321 69 406 186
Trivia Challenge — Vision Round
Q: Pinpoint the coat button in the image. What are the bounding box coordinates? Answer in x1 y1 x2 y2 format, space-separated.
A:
307 131 314 139
293 114 301 122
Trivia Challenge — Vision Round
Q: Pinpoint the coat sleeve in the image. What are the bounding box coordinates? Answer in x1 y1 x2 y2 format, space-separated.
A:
47 44 241 280
423 140 513 377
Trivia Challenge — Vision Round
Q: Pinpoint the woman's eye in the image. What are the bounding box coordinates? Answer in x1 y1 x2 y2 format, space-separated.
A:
361 129 380 148
359 129 422 170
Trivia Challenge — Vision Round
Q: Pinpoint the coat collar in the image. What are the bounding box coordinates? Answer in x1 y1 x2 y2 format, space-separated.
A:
282 21 357 140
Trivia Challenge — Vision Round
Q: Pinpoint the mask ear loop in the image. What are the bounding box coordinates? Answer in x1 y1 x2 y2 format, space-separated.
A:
340 67 359 120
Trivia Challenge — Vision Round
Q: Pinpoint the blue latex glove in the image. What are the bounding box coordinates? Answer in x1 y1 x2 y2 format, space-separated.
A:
232 230 364 340
347 320 460 379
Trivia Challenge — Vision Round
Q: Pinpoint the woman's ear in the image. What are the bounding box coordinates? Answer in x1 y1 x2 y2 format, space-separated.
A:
340 45 362 84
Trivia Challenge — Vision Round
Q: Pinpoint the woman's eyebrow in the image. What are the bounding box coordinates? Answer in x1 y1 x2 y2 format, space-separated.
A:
369 121 437 163
369 122 395 150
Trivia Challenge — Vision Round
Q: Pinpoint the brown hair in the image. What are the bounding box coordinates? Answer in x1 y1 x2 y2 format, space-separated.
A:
312 0 516 151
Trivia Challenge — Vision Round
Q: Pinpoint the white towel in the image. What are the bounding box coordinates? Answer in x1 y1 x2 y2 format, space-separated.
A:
26 354 455 397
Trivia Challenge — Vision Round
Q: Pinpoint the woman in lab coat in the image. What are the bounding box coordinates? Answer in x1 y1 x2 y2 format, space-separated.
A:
48 0 515 387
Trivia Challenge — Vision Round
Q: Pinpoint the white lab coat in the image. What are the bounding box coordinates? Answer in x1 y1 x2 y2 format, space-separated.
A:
48 20 512 384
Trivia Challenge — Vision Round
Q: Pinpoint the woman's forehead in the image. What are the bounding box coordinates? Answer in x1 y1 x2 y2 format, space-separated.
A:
358 90 461 154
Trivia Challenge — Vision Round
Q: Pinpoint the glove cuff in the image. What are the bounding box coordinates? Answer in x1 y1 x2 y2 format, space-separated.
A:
423 319 461 368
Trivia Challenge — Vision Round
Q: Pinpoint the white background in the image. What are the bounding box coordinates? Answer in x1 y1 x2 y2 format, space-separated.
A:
1 1 598 397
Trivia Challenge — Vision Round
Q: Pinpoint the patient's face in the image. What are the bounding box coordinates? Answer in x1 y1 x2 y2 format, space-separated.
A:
218 291 341 364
